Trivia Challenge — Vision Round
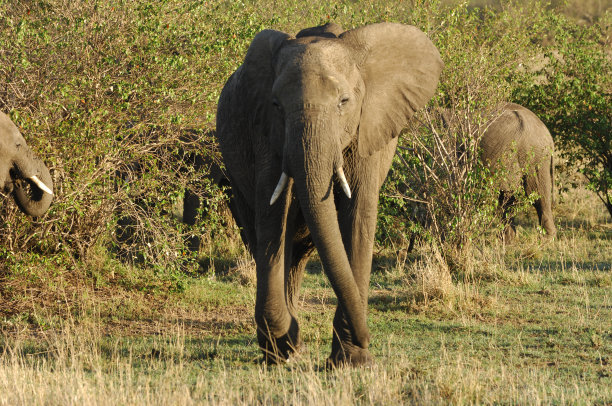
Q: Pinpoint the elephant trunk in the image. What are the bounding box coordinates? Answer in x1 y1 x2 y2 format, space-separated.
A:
284 116 369 349
12 144 54 217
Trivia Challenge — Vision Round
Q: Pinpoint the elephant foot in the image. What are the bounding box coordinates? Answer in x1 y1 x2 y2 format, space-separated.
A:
257 318 302 365
327 344 373 369
260 337 304 365
542 222 557 240
502 224 516 244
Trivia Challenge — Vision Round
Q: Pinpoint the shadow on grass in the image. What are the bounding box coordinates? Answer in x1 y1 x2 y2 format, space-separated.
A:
556 216 612 233
0 333 260 367
505 257 611 273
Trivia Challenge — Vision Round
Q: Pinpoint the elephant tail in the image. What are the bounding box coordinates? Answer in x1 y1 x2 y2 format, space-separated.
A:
550 155 555 208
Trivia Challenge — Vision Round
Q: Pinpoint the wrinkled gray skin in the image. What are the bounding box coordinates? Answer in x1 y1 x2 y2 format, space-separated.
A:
216 23 442 366
0 112 53 217
481 103 556 242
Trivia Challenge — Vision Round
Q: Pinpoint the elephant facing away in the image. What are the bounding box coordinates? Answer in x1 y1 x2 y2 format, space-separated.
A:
481 103 556 242
216 23 442 366
0 112 54 217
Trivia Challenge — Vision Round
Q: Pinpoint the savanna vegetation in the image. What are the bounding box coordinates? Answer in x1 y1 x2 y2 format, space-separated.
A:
0 0 610 404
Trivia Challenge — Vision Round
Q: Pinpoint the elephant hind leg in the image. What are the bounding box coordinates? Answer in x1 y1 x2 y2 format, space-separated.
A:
226 183 257 257
183 189 202 252
526 168 556 238
533 197 556 238
499 191 517 244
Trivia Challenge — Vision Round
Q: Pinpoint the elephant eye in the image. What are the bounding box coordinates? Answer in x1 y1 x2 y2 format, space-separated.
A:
272 99 282 111
338 95 350 108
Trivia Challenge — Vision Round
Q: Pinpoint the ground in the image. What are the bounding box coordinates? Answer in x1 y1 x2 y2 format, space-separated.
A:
1 188 610 404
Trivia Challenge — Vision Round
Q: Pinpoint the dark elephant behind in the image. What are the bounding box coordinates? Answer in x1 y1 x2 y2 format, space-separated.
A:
0 112 53 217
111 128 230 262
216 22 442 366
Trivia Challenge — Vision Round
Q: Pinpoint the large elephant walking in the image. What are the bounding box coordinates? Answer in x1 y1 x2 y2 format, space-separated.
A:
216 23 442 366
0 112 53 217
481 103 556 242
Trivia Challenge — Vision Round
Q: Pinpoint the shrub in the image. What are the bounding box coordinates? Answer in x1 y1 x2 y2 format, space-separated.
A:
0 1 239 271
1 0 604 279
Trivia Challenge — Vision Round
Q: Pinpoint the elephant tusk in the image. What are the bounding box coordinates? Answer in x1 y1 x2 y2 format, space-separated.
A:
336 166 352 199
269 172 289 205
29 175 53 195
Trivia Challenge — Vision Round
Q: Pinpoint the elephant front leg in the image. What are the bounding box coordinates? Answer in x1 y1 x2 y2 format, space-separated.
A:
328 205 377 367
328 185 384 366
254 186 302 364
327 142 397 367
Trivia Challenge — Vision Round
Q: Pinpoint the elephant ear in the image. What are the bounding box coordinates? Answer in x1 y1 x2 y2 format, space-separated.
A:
340 23 443 157
296 23 344 38
236 29 290 134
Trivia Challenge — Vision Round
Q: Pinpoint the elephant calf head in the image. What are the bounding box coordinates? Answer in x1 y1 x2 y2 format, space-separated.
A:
0 112 54 217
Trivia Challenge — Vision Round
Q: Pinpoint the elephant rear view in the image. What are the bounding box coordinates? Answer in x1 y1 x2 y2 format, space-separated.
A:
216 22 442 367
0 112 54 217
481 103 556 242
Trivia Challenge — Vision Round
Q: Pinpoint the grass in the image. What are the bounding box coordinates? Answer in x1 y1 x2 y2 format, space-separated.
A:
1 186 610 404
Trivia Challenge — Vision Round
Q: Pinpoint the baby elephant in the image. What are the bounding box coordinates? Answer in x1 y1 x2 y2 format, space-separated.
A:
0 112 54 217
481 103 556 242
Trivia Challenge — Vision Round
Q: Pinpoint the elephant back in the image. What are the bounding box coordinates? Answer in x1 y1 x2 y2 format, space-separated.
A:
481 103 553 189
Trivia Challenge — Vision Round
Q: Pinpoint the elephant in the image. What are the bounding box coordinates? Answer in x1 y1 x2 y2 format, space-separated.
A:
112 128 228 260
480 102 556 242
0 112 53 217
216 22 442 366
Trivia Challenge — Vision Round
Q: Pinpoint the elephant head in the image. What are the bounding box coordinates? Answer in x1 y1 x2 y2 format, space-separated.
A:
216 22 442 365
253 23 441 193
0 112 54 217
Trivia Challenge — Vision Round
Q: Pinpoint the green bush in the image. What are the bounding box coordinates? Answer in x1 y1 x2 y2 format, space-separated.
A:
0 1 241 271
